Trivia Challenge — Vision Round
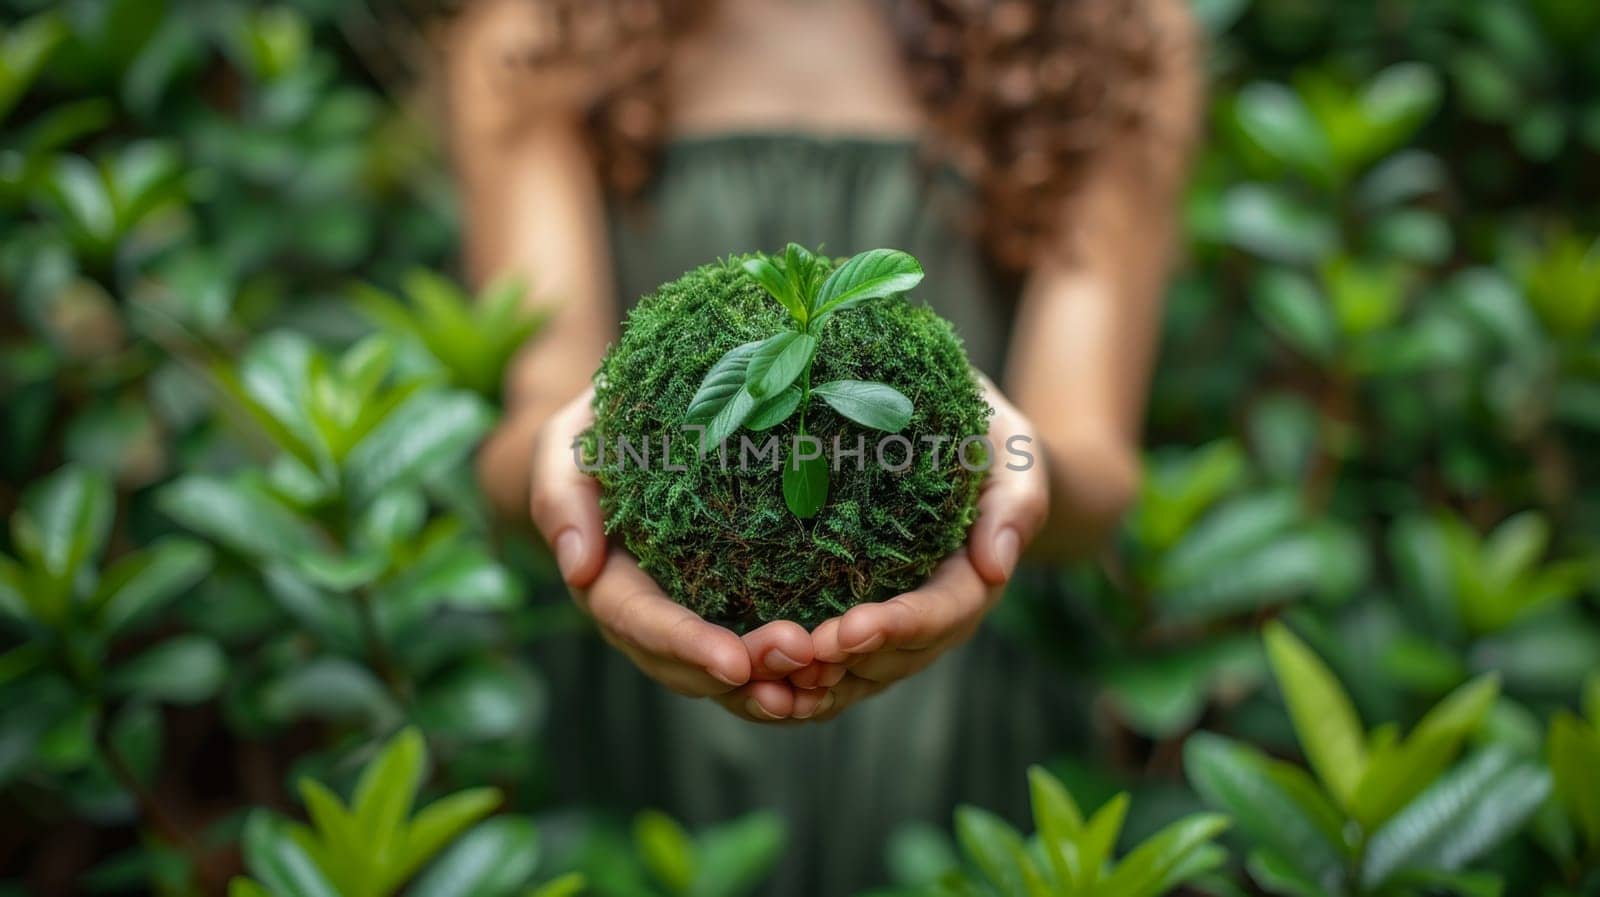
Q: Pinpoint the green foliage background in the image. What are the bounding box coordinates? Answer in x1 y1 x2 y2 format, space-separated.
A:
0 0 1597 895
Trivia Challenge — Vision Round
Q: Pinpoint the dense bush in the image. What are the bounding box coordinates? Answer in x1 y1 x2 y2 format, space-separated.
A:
0 0 1597 895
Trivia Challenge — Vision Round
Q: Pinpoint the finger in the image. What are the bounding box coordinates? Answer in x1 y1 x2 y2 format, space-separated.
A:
529 388 607 589
714 680 798 722
582 551 751 688
787 660 847 690
811 617 848 664
791 686 835 720
967 392 1049 588
833 554 992 654
809 674 887 723
743 620 815 680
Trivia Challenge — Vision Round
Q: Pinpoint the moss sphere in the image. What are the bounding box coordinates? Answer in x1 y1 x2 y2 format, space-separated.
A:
588 256 991 630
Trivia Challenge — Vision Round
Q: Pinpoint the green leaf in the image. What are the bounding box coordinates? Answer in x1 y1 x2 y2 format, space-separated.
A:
1350 674 1500 828
1184 732 1347 895
158 475 322 562
0 13 68 125
691 811 787 897
1253 270 1338 362
812 380 913 432
745 387 803 431
1026 766 1083 886
1234 83 1334 180
1361 748 1547 888
1076 792 1129 888
1548 713 1600 847
1097 812 1230 897
742 257 807 324
812 249 924 321
634 810 696 895
954 806 1028 897
93 537 212 635
17 465 114 605
527 872 587 897
684 341 763 447
1263 622 1367 812
744 332 816 400
403 806 527 897
344 391 493 502
352 728 427 863
239 811 342 897
228 879 274 897
783 451 830 519
108 635 226 704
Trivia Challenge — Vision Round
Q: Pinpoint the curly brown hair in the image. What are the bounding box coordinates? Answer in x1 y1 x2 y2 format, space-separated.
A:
397 0 1196 269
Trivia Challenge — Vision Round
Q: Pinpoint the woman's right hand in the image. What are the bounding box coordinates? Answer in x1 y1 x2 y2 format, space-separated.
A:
528 389 835 722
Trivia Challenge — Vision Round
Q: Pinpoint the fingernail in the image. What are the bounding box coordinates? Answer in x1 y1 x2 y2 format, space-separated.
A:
554 529 583 582
812 691 837 718
745 697 781 720
765 649 804 675
709 667 743 688
994 526 1021 580
841 631 884 654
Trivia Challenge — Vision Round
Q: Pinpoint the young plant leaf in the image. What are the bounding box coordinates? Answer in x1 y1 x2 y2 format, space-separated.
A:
812 249 924 322
741 257 806 325
784 243 823 313
783 451 830 519
813 380 913 432
685 341 762 424
746 387 803 431
745 331 817 399
1263 621 1368 813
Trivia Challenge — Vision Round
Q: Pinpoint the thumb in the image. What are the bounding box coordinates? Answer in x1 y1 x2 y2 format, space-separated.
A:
529 390 607 589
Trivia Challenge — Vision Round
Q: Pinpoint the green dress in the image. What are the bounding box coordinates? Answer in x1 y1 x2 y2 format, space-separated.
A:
545 134 1089 896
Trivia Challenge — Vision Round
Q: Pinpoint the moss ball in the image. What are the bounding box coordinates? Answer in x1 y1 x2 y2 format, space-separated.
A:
588 256 991 630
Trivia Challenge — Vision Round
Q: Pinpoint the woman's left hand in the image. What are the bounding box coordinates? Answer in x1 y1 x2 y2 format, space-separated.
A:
789 379 1050 720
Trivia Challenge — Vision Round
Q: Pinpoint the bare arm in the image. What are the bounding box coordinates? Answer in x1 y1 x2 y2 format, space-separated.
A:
445 0 617 519
1003 0 1203 556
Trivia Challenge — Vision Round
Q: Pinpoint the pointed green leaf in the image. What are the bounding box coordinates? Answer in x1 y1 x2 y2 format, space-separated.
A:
239 811 343 897
812 380 913 432
634 810 696 895
108 635 226 704
783 451 830 519
344 391 493 501
393 788 504 890
403 805 528 897
1076 792 1130 887
527 871 588 897
1263 622 1367 811
352 728 427 860
690 810 788 897
1350 673 1500 828
1097 812 1230 897
1548 713 1600 847
684 341 763 433
812 249 924 321
746 387 803 431
93 537 213 635
1184 732 1346 895
1026 766 1082 886
954 806 1028 896
742 257 806 324
744 331 816 400
17 465 114 604
227 879 274 897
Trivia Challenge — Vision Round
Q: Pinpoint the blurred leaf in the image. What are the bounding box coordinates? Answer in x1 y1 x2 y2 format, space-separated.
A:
1548 712 1600 848
343 390 493 503
1263 622 1366 812
159 475 323 561
635 810 696 895
92 537 212 635
1234 83 1334 181
14 465 114 617
1253 270 1338 362
1221 184 1337 263
109 635 226 704
0 12 67 124
409 816 537 897
691 811 787 897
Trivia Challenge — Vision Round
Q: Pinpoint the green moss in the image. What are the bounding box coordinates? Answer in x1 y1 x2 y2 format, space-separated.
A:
587 256 991 630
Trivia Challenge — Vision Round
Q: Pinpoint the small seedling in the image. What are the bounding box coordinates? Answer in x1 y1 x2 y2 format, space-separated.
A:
683 244 923 518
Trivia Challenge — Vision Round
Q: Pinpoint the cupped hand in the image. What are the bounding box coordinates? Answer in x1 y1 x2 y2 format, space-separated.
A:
528 389 832 722
791 379 1050 720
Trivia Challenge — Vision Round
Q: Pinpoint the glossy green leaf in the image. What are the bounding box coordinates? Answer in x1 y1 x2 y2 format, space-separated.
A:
745 387 803 431
1026 765 1083 888
1350 674 1500 828
158 475 322 562
634 810 696 895
744 331 816 399
1184 732 1347 894
812 249 924 321
783 451 830 519
108 635 226 704
691 810 787 897
684 341 763 443
352 728 426 861
1263 622 1367 812
1076 792 1129 888
239 811 342 897
1097 812 1230 897
93 537 212 634
527 872 588 897
17 465 114 605
408 816 537 897
344 391 493 502
742 256 807 324
1254 270 1337 362
954 806 1028 897
812 380 913 432
1234 82 1334 179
